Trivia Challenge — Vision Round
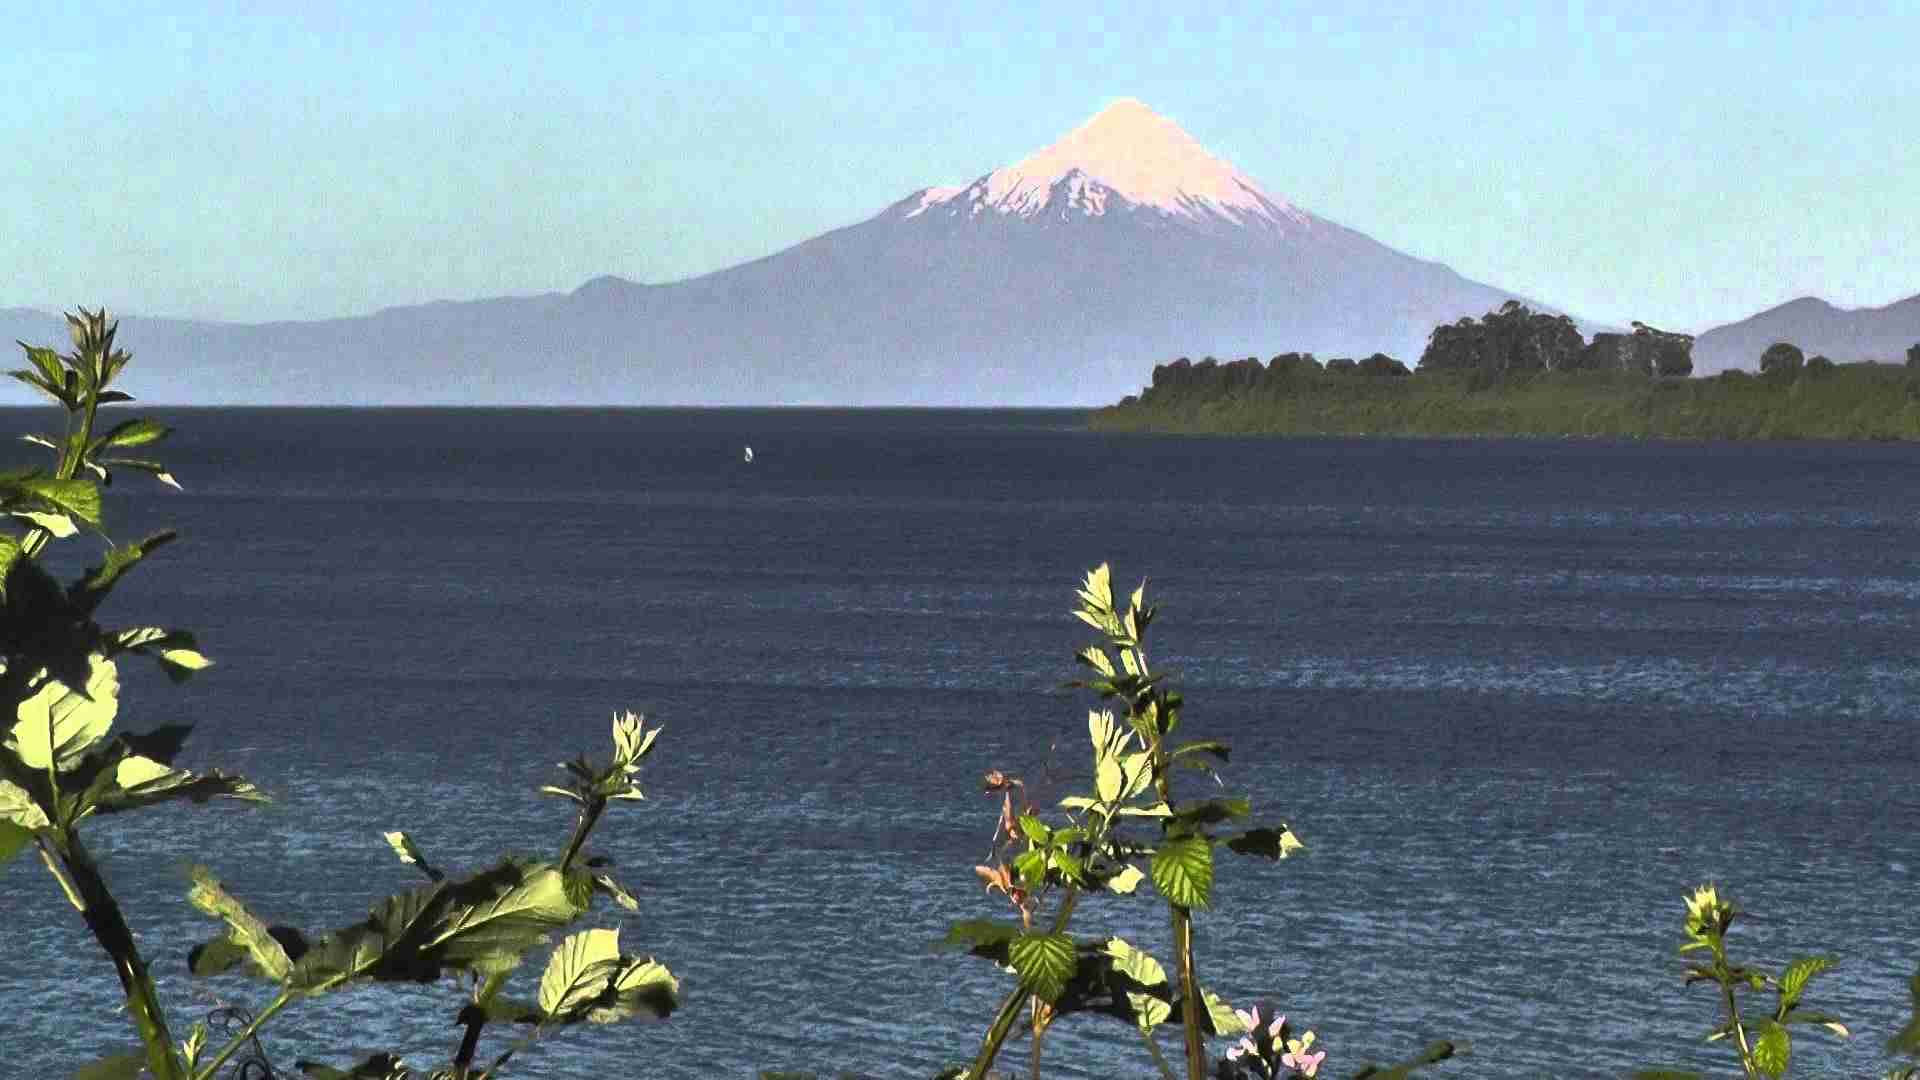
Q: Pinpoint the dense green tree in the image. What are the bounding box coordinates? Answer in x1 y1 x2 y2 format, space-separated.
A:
1760 342 1805 375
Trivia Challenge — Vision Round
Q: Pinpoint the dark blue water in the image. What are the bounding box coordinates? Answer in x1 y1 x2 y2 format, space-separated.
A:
3 408 1919 1079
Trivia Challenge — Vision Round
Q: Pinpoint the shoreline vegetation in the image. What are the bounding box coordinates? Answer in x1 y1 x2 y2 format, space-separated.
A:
1091 302 1920 441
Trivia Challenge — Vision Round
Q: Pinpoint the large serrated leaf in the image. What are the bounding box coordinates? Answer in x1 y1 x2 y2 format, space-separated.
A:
0 779 49 831
1102 936 1167 988
422 861 584 973
538 927 623 1018
1007 931 1077 1002
1752 1021 1791 1078
587 955 679 1023
0 472 100 527
1150 835 1213 909
1778 955 1833 1006
92 753 263 815
9 656 119 771
188 866 294 981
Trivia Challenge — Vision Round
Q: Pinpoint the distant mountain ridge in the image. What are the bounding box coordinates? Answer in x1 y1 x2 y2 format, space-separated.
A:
6 100 1590 405
1690 294 1920 374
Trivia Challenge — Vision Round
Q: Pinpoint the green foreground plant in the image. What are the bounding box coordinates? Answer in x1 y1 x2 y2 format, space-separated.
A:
0 312 677 1080
939 564 1457 1080
1634 885 1851 1079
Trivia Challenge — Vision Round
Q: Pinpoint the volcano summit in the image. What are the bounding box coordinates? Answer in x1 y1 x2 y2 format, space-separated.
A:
5 100 1557 405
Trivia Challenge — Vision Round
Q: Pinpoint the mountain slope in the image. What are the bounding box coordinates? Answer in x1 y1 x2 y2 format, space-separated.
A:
6 100 1567 405
1692 294 1920 374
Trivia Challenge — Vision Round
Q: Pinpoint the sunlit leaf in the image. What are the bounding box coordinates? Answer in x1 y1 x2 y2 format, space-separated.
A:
1779 956 1834 1007
11 510 75 537
382 830 444 882
9 656 119 771
188 865 295 981
1008 931 1076 1002
592 872 639 911
538 927 623 1018
0 778 49 831
1752 1020 1790 1077
1150 836 1213 909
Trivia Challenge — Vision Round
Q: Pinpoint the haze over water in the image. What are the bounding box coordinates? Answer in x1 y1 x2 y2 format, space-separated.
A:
2 408 1917 1077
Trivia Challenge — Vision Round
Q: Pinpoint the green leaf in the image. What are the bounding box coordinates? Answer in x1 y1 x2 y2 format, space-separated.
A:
0 471 101 527
1007 930 1076 1002
74 532 177 613
1102 863 1145 895
0 820 32 867
8 656 119 771
1170 739 1230 764
20 344 64 387
11 510 75 537
421 861 586 974
538 927 623 1017
1351 1042 1465 1079
288 882 446 991
91 417 170 452
91 753 263 815
0 778 50 831
293 1054 412 1079
1778 955 1834 1007
1169 796 1250 828
1077 646 1115 678
188 865 295 981
1752 1020 1790 1077
1778 1008 1850 1037
7 369 70 407
592 872 640 911
937 919 1020 963
1203 990 1246 1036
99 457 180 490
382 830 444 881
1225 825 1305 860
1016 813 1049 845
587 954 679 1023
158 647 212 673
1102 936 1167 988
1150 836 1213 909
70 1053 149 1080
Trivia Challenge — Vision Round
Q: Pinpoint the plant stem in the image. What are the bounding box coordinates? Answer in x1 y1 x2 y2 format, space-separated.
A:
967 889 1081 1079
1138 1026 1180 1080
54 830 186 1080
1721 973 1756 1077
558 798 606 873
192 988 295 1080
1172 905 1206 1080
453 971 509 1079
1029 999 1044 1080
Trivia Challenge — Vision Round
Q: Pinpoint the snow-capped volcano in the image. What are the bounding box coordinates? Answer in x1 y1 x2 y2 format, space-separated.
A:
2 99 1571 405
899 98 1309 231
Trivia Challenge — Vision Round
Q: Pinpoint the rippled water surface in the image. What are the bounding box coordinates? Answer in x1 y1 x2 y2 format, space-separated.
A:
3 409 1919 1078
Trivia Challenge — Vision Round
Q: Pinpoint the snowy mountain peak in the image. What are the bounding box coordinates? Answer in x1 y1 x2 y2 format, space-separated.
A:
901 98 1307 230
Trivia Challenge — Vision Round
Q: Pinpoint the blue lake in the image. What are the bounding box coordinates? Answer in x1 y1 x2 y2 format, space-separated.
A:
3 408 1918 1078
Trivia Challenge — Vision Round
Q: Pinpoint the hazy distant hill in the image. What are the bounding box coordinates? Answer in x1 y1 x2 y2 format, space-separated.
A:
6 100 1572 405
1692 294 1920 374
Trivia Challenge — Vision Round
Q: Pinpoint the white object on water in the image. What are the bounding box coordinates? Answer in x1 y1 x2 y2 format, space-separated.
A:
743 446 754 463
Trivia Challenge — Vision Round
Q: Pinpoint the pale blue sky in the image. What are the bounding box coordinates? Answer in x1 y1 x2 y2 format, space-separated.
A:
5 3 1916 331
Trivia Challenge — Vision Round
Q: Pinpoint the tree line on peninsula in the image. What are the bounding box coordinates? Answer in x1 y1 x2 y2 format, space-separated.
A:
1097 301 1920 440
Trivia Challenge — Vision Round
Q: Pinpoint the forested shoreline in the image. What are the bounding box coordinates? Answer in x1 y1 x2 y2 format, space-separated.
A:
1092 303 1920 440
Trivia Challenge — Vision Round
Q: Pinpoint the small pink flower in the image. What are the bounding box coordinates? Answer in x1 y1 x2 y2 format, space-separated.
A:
1282 1031 1325 1078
